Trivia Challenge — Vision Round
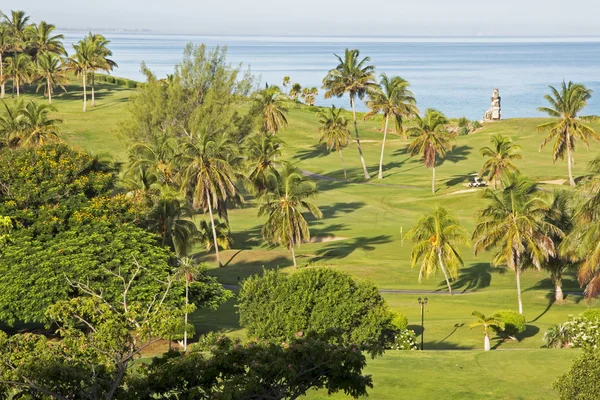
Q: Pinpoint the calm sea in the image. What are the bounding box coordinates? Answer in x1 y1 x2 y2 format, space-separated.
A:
61 32 600 119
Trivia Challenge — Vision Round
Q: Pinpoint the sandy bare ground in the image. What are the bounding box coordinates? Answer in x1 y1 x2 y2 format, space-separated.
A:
450 188 480 195
306 236 347 243
540 179 566 185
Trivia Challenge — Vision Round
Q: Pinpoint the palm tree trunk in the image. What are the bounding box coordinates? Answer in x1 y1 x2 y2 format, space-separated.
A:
15 77 20 97
184 279 188 351
350 97 370 180
437 251 453 295
339 149 347 181
554 276 564 302
484 333 491 351
0 53 4 99
206 189 222 267
291 245 297 269
91 72 95 107
47 79 52 104
516 266 523 315
566 130 575 186
431 166 436 194
82 71 87 112
378 114 389 180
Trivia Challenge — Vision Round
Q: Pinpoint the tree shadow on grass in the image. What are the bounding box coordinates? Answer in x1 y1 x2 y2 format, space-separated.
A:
491 325 541 349
308 202 365 220
228 225 263 250
529 292 556 323
445 172 478 187
307 223 349 239
440 145 473 165
313 235 392 262
442 263 505 294
293 144 330 161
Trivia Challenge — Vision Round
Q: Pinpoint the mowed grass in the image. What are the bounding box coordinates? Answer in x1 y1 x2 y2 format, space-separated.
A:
6 80 598 398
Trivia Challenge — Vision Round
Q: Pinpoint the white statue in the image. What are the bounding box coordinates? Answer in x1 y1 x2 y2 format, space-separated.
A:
483 88 501 122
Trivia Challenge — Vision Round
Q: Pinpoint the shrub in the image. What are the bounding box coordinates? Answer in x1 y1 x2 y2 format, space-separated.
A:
471 120 482 130
458 126 470 136
554 350 600 399
457 117 470 128
492 310 526 338
543 324 570 348
391 312 408 331
389 329 418 350
106 76 115 84
193 331 226 352
581 308 600 322
563 316 600 349
126 79 137 88
116 78 126 86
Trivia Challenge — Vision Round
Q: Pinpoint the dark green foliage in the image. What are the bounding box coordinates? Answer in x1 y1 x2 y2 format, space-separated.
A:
458 126 470 136
492 310 526 338
126 79 137 88
106 76 115 83
554 350 600 399
238 268 395 353
457 117 470 128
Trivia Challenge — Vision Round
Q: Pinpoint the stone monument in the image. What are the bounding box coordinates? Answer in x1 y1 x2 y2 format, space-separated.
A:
483 88 501 121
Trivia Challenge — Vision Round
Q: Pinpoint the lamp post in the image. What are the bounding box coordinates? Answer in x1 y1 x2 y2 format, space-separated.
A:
418 297 428 350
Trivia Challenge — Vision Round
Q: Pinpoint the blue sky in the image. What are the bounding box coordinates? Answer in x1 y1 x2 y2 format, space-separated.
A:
4 0 599 36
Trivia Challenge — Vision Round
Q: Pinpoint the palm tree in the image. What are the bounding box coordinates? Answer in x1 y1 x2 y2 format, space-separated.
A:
85 32 117 107
0 99 25 147
318 105 350 181
407 109 454 193
479 134 522 189
0 25 11 98
17 100 62 147
3 11 30 98
258 164 322 268
282 76 291 94
181 131 239 267
173 257 199 352
127 133 179 186
25 21 65 57
537 81 599 186
34 52 68 104
5 53 33 97
245 133 282 195
250 85 289 135
469 311 504 351
301 87 318 106
473 174 560 314
289 83 302 101
198 219 233 252
66 40 94 112
323 48 377 180
364 73 418 179
405 206 470 295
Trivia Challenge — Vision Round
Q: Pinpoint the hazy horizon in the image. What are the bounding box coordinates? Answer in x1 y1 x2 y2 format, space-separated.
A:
4 0 600 37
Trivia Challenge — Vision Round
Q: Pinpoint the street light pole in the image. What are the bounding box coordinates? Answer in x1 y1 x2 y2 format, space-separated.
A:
418 297 428 350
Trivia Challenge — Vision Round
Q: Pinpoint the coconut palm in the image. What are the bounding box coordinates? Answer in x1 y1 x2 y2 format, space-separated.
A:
0 25 11 98
289 83 302 101
537 81 599 186
322 48 377 180
2 10 30 49
181 131 239 267
66 40 95 112
173 257 199 352
127 133 179 186
405 206 470 295
469 311 504 351
407 109 454 193
318 105 350 181
258 164 322 268
301 87 318 106
364 74 418 179
250 85 289 135
17 100 62 147
34 52 68 104
0 99 25 146
245 133 282 195
25 21 65 57
479 134 522 189
5 53 33 97
282 76 290 94
85 32 118 107
473 174 560 314
198 219 233 252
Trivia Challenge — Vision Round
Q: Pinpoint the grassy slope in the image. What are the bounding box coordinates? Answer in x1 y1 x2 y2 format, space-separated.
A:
5 82 597 398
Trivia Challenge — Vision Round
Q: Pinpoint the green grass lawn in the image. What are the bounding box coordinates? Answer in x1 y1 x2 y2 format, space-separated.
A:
4 80 597 398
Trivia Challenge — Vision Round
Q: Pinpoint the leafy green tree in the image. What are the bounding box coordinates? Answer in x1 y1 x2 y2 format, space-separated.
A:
473 174 560 314
554 350 600 400
258 164 322 268
34 52 68 104
5 52 33 96
17 100 62 147
538 81 599 186
239 268 395 353
407 108 454 193
66 39 94 111
319 105 350 180
365 73 418 179
244 133 282 194
250 85 289 134
469 311 504 351
323 48 377 180
25 21 65 57
405 206 470 294
479 134 522 189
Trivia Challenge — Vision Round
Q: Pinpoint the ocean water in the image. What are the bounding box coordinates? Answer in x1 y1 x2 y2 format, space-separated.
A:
61 32 600 119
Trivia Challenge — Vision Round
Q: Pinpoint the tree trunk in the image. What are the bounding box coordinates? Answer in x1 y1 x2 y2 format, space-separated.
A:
431 166 436 194
516 266 523 315
0 53 4 99
291 245 297 269
206 189 222 267
339 149 347 181
15 77 19 97
378 114 389 180
47 79 52 104
554 276 564 302
566 130 575 186
350 97 371 180
91 72 96 107
184 279 188 351
82 71 87 112
437 251 453 295
484 333 491 351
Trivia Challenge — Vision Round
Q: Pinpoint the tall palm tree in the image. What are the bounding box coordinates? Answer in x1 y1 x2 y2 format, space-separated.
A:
127 133 179 186
469 311 504 351
473 174 560 314
365 73 418 179
173 257 199 352
289 83 302 101
322 48 377 180
301 87 318 106
479 134 522 189
244 133 282 195
258 164 322 268
405 206 470 295
407 109 454 193
25 21 65 57
5 53 33 97
66 40 94 112
0 25 11 99
17 100 62 147
318 105 350 181
34 52 68 104
0 99 25 147
537 81 599 186
3 11 30 98
181 131 239 267
85 32 117 107
250 85 289 135
282 76 290 94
